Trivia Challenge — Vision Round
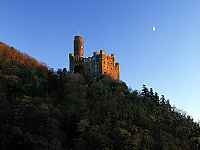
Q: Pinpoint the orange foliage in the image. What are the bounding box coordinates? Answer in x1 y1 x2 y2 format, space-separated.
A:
0 42 48 72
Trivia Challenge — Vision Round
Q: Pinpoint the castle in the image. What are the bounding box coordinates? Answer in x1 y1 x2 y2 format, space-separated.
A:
69 36 120 80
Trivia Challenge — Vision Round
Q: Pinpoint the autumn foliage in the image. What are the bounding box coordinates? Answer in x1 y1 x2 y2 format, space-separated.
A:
0 42 48 73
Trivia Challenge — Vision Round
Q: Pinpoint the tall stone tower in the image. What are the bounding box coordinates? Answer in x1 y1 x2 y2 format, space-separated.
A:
69 36 84 73
74 36 84 57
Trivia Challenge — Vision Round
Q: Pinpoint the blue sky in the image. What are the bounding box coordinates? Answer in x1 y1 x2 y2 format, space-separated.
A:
0 0 200 121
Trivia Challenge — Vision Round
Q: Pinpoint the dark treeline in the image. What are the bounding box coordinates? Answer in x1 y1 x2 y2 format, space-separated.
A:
0 42 200 150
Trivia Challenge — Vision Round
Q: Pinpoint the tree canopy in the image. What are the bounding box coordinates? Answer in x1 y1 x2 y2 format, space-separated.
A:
0 42 199 150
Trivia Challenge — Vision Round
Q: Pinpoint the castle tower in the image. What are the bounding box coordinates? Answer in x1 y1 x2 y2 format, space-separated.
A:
74 36 84 57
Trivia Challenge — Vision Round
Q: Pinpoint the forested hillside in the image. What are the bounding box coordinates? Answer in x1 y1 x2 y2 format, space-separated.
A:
0 42 200 150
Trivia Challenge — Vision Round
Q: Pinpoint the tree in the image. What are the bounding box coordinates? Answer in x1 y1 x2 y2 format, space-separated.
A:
141 84 149 97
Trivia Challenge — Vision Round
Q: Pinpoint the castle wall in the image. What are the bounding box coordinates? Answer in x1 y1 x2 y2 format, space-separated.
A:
99 50 119 80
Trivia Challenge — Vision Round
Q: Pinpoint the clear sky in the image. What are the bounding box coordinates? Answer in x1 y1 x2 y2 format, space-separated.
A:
0 0 200 121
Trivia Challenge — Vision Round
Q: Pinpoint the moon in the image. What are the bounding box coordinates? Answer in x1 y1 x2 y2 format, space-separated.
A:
152 26 156 32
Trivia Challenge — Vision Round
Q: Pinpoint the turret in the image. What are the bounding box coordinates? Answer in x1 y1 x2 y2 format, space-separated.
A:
74 36 84 57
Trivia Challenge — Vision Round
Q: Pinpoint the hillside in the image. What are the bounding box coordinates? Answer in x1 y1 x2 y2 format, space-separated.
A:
0 42 200 150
